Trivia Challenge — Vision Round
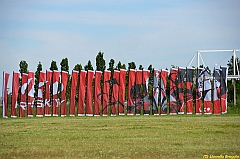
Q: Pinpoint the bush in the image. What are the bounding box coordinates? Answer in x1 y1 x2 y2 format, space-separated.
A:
227 103 240 114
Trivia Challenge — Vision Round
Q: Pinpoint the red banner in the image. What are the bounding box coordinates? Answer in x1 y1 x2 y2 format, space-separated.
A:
143 70 150 115
78 70 87 116
135 70 143 115
203 69 212 114
102 70 111 116
111 70 120 116
70 70 78 116
94 71 102 116
2 72 10 118
44 70 52 116
196 68 203 115
86 70 94 116
220 66 228 114
177 67 185 114
20 73 28 117
213 68 221 115
186 67 194 114
36 71 45 117
160 69 168 115
27 71 35 117
152 69 160 115
60 71 68 117
127 69 136 115
170 68 178 115
52 71 60 116
119 69 126 115
11 72 20 118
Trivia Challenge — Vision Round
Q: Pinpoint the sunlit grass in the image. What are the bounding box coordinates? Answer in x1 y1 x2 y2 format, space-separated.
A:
0 115 240 159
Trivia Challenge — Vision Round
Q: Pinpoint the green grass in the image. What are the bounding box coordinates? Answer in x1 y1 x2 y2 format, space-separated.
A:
0 115 240 159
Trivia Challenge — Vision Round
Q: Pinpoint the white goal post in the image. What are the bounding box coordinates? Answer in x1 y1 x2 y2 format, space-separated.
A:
188 49 240 105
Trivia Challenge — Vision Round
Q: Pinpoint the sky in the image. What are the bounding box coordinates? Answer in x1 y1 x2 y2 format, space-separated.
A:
0 0 240 91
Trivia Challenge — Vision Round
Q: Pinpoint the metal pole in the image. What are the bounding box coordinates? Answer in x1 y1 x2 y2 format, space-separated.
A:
2 71 4 118
233 50 236 105
233 50 236 76
233 79 236 105
197 50 200 68
199 53 206 67
198 49 239 52
187 52 197 67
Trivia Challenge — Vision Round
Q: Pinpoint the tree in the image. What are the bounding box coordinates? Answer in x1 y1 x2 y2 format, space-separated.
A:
49 60 58 104
18 60 28 107
116 61 126 70
122 64 126 69
73 64 83 71
96 51 106 72
96 52 107 88
50 60 58 71
60 58 70 102
72 63 82 105
84 60 94 71
125 62 136 101
19 60 28 74
116 61 122 70
171 65 178 69
227 56 240 104
34 62 42 100
147 64 153 100
227 56 240 75
139 65 144 70
108 59 115 72
128 62 136 70
148 64 153 75
60 58 69 73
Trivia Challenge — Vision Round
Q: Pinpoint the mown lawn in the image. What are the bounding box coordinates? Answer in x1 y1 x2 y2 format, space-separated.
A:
0 115 240 159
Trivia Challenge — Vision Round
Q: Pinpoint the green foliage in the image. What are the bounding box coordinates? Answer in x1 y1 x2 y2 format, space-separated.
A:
128 62 136 70
84 60 94 71
115 61 126 70
60 58 69 73
148 64 153 73
171 65 178 69
227 56 240 104
227 56 240 75
96 51 106 72
73 64 83 71
60 58 70 101
125 62 136 100
116 61 121 70
228 103 240 114
122 64 126 69
107 58 115 102
19 60 29 105
72 64 82 104
139 65 144 70
148 64 153 101
95 52 106 89
205 66 211 74
19 60 28 74
50 60 58 71
34 62 42 100
108 59 115 72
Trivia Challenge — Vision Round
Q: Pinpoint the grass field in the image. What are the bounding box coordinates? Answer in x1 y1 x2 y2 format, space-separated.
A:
0 115 240 159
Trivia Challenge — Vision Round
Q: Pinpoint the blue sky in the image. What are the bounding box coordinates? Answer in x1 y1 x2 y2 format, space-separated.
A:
0 0 240 89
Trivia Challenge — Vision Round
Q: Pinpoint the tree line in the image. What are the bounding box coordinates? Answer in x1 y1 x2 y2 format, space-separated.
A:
18 51 240 105
18 52 154 104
